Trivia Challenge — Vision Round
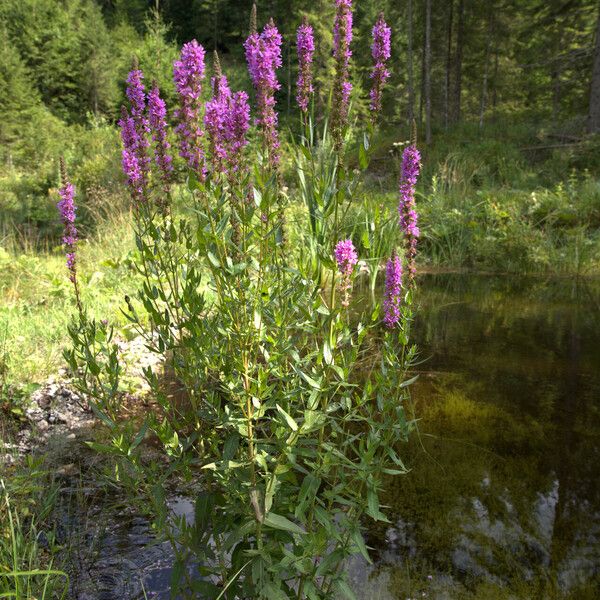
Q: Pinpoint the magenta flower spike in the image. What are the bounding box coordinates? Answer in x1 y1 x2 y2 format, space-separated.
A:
331 0 353 146
383 250 403 328
120 67 150 199
398 145 422 281
244 18 282 167
224 91 250 174
334 238 358 307
173 40 207 179
205 73 232 173
148 83 173 185
118 106 145 202
205 69 250 177
370 13 391 116
296 17 315 113
57 159 78 284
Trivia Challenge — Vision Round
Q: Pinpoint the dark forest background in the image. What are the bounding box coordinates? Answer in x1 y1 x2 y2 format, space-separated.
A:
1 0 600 245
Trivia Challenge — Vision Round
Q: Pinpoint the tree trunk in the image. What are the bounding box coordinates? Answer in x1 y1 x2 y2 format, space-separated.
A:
492 49 499 118
407 0 415 125
451 0 465 123
479 12 494 129
213 0 219 50
588 4 600 133
445 0 454 130
425 0 432 143
552 21 563 122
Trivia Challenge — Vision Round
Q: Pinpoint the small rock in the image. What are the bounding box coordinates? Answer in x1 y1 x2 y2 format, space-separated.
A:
56 463 78 477
37 394 52 409
36 419 50 432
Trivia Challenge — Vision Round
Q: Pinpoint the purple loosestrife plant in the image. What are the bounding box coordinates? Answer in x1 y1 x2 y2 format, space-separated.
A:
173 40 206 179
205 73 232 173
383 250 403 328
148 83 174 188
244 19 282 168
398 144 422 281
296 17 315 114
67 15 421 599
119 107 145 202
331 0 353 148
334 238 358 307
370 13 391 117
57 159 78 285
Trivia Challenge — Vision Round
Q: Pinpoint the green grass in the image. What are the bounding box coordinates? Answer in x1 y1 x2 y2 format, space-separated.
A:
358 121 600 275
0 211 139 397
0 458 68 599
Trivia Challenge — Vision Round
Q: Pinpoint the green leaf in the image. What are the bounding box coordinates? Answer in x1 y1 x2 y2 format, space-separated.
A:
335 578 359 600
315 548 343 577
323 340 333 365
128 420 148 453
223 433 239 461
358 143 369 170
366 489 389 522
207 251 221 268
276 404 298 431
298 370 321 390
261 583 289 600
263 512 306 535
400 374 419 388
350 528 372 564
194 491 216 531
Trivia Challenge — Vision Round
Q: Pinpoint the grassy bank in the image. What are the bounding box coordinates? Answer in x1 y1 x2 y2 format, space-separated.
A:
0 213 138 402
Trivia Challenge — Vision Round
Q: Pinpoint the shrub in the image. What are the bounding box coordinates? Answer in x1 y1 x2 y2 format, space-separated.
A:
62 3 421 598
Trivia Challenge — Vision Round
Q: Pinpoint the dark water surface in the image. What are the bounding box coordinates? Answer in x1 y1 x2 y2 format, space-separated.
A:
65 274 600 599
349 273 600 599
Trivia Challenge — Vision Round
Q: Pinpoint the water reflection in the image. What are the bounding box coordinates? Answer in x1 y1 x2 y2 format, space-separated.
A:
363 273 600 598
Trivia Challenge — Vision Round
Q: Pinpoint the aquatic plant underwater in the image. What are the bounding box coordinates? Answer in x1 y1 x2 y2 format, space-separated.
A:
59 2 422 597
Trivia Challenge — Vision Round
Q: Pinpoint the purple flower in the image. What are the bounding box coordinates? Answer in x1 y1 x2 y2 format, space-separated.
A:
57 159 78 282
370 13 391 115
398 145 421 281
173 40 206 178
331 0 353 146
121 69 150 196
148 84 173 185
119 107 144 201
126 69 147 121
296 17 314 113
205 74 232 172
225 91 250 173
205 74 250 176
334 238 358 307
244 19 282 167
383 251 403 328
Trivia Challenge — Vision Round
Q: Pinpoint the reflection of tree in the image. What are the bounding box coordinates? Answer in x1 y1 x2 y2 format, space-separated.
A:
370 274 600 593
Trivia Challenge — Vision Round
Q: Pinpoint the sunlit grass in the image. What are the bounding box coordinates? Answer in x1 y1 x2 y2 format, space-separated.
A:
0 211 139 393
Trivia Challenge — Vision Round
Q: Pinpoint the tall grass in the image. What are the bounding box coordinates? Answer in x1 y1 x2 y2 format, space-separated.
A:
0 211 139 394
360 122 600 274
0 463 68 599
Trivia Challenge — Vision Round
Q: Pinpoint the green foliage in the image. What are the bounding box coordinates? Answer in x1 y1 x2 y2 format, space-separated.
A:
0 460 68 600
66 40 418 597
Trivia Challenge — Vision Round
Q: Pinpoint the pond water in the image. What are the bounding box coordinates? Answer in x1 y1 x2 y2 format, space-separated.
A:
61 273 600 599
351 273 600 599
